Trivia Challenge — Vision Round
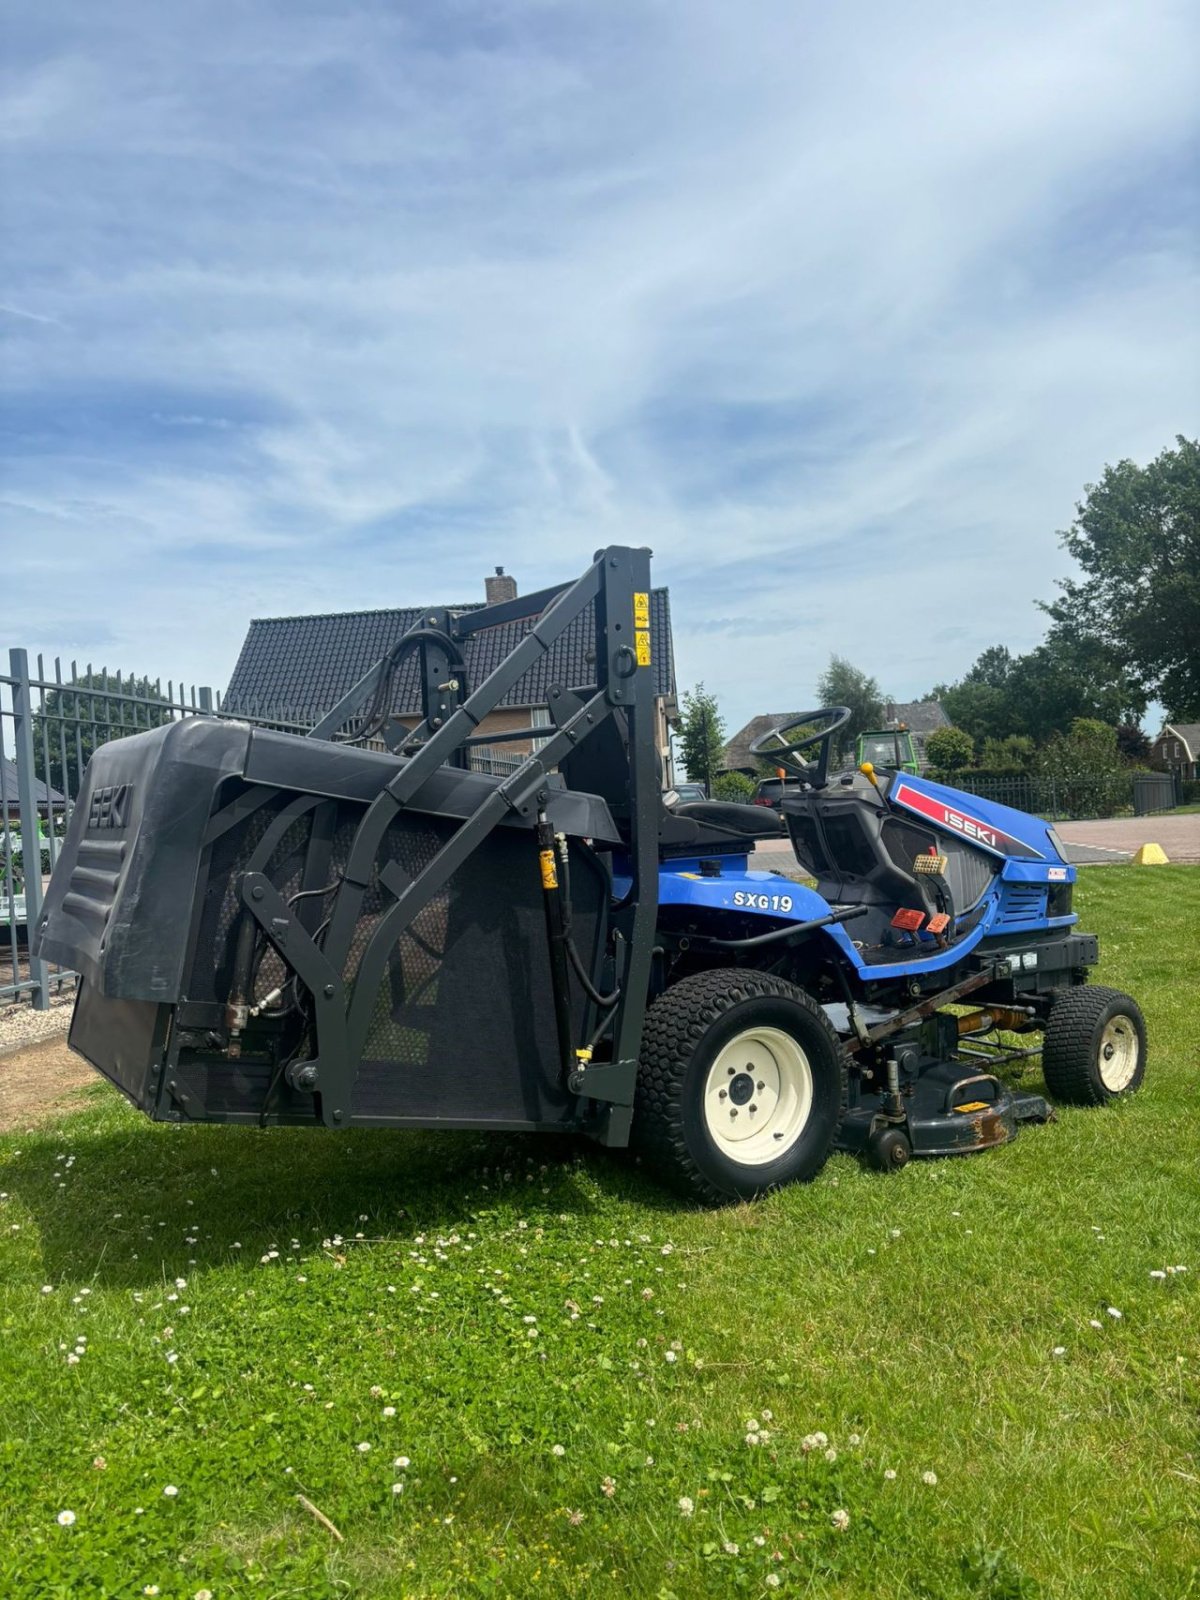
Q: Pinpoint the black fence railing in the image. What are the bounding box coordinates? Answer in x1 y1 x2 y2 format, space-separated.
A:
944 769 1182 821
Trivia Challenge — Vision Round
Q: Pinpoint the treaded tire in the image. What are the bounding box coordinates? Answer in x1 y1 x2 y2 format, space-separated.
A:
1041 984 1146 1107
633 969 847 1203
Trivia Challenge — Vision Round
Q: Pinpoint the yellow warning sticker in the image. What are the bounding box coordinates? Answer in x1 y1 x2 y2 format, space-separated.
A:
635 630 652 666
539 849 558 890
954 1101 989 1114
633 591 650 628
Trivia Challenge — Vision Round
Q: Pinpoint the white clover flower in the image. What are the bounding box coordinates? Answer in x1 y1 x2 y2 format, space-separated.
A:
143 1587 160 1596
195 1590 214 1600
175 1278 187 1289
814 1431 828 1447
664 1350 677 1363
1106 1307 1123 1320
848 1432 861 1446
761 1409 773 1422
824 1447 838 1463
394 1456 411 1469
884 1468 897 1481
166 1352 179 1365
678 1496 694 1516
163 1485 179 1497
392 1482 404 1495
922 1471 938 1486
1089 1318 1102 1329
93 1457 107 1470
746 1418 760 1431
552 1444 566 1457
746 1433 760 1447
766 1576 781 1589
41 1285 54 1295
831 1508 850 1531
723 1540 740 1555
56 1509 76 1526
1150 1270 1167 1280
356 1442 371 1453
1052 1346 1066 1357
66 1353 80 1365
754 1535 766 1547
600 1476 616 1497
523 1315 537 1324
382 1405 396 1417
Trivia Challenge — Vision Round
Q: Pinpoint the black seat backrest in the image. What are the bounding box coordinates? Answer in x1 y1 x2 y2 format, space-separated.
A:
783 786 947 917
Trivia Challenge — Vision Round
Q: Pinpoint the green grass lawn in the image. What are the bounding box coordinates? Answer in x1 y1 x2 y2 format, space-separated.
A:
2 867 1198 1600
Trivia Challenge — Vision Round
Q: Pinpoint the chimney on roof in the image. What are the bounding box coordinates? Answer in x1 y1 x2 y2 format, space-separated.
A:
485 565 517 606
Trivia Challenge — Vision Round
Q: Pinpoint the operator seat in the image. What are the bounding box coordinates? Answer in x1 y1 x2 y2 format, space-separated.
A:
781 772 954 931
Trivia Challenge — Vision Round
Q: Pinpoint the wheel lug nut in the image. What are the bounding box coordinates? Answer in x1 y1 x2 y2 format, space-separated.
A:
729 1108 738 1118
757 1081 765 1091
773 1131 784 1140
728 1066 735 1076
718 1089 727 1100
749 1104 758 1114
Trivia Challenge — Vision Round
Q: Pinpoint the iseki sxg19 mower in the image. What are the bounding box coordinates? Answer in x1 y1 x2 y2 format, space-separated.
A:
35 547 1146 1203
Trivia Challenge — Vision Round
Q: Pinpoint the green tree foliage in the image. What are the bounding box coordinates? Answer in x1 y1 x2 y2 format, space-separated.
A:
814 656 883 761
33 672 171 795
713 770 755 801
1033 718 1131 818
677 683 725 794
978 734 1036 772
1115 722 1151 765
935 636 1140 746
1043 436 1200 720
924 726 974 773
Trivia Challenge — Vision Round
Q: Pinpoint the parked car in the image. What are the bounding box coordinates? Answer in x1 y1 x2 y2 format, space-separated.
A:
752 776 803 809
665 781 708 804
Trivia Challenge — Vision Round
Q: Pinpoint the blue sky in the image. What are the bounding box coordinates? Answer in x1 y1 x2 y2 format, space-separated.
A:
2 0 1197 732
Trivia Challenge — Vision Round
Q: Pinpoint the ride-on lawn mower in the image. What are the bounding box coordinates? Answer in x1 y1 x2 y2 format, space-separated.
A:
35 547 1146 1203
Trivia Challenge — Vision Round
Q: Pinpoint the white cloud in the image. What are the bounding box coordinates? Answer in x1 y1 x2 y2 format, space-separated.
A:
2 0 1196 727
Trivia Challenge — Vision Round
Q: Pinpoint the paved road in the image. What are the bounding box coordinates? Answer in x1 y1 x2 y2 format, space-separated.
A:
753 811 1200 871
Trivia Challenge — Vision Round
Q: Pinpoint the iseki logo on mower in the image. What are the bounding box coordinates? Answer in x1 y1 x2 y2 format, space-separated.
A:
891 783 1041 858
87 783 133 832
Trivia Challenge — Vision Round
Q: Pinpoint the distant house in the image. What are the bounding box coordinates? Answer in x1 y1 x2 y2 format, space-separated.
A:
1149 723 1200 781
224 566 680 780
720 714 810 775
882 700 950 773
0 757 67 818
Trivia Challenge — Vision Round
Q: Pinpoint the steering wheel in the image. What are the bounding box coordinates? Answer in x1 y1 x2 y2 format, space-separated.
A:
748 706 852 789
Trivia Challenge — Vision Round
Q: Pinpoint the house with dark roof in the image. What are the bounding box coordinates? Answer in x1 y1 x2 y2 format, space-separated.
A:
1 757 67 817
720 714 810 774
1150 722 1200 781
224 566 680 779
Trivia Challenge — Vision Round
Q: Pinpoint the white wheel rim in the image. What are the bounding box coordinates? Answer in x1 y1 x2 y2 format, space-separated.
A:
702 1026 814 1167
1098 1015 1139 1092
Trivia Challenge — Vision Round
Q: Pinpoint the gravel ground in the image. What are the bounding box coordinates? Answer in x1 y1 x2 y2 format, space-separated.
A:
0 986 74 1056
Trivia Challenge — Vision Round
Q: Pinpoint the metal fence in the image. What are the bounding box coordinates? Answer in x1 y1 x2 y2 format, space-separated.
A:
948 769 1182 821
1 650 535 1012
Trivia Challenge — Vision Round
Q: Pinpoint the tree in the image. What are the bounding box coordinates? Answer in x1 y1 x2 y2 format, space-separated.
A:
33 671 172 795
1043 436 1200 719
814 656 884 761
978 734 1035 772
1115 722 1151 765
677 683 725 795
713 770 755 801
925 726 974 773
933 636 1140 746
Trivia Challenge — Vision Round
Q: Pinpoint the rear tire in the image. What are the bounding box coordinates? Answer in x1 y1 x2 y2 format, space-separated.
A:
1041 985 1146 1107
633 969 847 1203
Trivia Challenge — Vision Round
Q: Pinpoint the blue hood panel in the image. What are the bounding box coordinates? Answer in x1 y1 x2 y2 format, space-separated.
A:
887 774 1061 862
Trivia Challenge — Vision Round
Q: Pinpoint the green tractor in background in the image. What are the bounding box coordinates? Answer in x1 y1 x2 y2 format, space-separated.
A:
855 725 920 775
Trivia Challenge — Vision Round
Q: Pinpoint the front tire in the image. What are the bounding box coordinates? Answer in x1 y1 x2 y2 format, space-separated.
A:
1041 985 1146 1106
633 969 847 1203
